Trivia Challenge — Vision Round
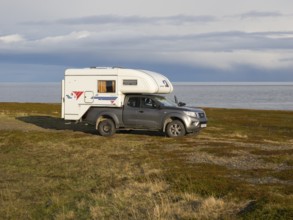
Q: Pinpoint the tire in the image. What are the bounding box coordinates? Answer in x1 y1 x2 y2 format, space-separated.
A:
166 120 186 137
98 119 116 136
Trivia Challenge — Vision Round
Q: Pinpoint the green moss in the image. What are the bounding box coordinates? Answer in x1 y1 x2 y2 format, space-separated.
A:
204 108 293 142
200 145 253 157
252 149 293 166
251 149 293 156
239 197 293 219
273 169 293 181
0 103 60 116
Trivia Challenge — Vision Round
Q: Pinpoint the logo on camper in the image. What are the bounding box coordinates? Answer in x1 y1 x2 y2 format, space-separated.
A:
66 91 84 100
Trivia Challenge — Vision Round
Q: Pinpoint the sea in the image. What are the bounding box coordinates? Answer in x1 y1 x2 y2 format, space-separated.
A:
0 82 292 111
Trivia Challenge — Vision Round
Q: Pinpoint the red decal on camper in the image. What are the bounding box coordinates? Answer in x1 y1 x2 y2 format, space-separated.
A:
72 91 84 100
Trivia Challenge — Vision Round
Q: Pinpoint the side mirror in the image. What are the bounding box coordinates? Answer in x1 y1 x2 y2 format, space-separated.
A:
178 102 186 107
174 95 186 106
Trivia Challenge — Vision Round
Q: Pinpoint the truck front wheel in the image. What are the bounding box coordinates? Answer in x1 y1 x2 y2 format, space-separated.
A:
98 119 116 136
166 120 186 137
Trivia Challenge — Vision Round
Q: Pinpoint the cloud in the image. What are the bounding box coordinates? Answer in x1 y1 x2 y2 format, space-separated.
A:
183 31 293 51
1 29 293 74
1 1 293 82
238 11 283 19
22 14 217 26
3 13 293 82
37 31 91 44
0 34 25 43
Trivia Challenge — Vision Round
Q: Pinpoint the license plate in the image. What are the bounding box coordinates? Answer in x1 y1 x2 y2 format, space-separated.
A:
201 124 207 128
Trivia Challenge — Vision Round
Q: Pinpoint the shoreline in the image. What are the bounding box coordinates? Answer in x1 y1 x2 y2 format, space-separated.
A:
1 102 292 112
1 81 293 85
0 83 292 110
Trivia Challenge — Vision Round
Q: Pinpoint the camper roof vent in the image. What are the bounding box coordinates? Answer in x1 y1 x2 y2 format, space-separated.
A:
112 66 124 69
89 66 125 69
89 67 111 69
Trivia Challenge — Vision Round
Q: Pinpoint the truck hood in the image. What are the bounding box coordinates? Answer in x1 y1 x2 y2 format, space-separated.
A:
163 105 205 113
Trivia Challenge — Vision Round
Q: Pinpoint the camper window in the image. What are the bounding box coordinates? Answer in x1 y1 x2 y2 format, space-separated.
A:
98 80 116 93
123 79 137 85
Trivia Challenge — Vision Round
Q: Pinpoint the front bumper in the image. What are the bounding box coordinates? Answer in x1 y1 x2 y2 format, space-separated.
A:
184 115 208 133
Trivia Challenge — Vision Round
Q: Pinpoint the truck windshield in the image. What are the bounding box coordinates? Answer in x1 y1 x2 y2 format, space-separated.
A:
154 96 177 107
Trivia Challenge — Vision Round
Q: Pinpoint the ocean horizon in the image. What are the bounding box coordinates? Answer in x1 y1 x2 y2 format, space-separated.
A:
172 82 293 86
0 82 292 111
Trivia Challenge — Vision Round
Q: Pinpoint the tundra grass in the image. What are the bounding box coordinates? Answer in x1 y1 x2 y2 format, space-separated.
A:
0 103 292 219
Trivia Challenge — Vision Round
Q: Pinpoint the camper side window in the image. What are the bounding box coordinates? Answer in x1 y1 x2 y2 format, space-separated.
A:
98 80 116 93
123 79 137 85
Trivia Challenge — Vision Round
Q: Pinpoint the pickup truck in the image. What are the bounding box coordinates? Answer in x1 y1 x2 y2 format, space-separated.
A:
84 94 207 137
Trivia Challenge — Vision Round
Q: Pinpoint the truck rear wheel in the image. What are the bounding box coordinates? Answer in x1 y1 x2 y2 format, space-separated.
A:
98 119 116 136
166 120 186 137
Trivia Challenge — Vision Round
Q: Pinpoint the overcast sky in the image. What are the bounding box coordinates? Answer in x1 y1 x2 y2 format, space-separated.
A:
1 0 293 82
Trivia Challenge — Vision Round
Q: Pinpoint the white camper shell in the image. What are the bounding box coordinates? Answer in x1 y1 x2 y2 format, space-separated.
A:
61 67 173 120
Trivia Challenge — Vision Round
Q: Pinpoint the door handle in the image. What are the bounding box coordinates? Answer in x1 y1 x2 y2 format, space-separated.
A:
139 110 144 113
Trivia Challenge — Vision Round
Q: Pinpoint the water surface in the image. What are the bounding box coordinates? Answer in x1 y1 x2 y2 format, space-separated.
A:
0 82 292 110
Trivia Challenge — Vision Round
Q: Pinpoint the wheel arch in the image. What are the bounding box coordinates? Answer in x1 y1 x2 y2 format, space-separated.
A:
162 116 186 132
95 113 118 130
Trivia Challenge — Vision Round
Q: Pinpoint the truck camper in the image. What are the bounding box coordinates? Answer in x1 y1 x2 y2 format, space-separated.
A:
62 67 173 120
61 67 207 137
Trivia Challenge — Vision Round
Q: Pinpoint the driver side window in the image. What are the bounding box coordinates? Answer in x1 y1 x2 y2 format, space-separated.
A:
142 98 157 109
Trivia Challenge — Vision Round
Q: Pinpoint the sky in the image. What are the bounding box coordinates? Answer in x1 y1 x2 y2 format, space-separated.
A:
1 0 293 82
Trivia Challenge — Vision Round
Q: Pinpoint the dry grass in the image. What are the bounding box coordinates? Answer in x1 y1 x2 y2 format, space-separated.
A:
0 103 292 219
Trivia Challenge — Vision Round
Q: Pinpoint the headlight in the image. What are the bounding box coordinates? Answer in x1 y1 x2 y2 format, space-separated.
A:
184 111 197 117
